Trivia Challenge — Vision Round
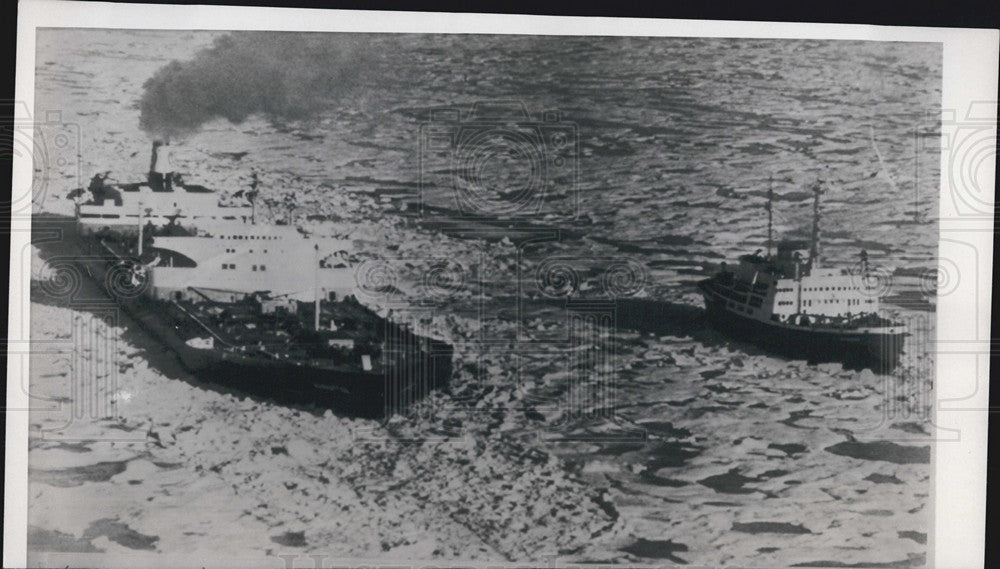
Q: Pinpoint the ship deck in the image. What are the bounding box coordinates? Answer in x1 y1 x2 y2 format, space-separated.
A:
80 223 435 374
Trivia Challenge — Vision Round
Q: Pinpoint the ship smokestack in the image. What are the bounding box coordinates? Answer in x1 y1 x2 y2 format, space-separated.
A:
148 140 160 190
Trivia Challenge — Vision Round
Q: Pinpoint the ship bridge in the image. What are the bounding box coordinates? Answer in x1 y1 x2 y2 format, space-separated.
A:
76 182 253 235
711 236 881 324
773 239 812 277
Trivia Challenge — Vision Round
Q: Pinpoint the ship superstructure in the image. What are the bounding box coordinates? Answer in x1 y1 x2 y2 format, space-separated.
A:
53 157 452 415
76 181 254 235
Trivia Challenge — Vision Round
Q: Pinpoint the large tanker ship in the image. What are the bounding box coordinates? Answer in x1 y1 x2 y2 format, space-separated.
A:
37 156 453 417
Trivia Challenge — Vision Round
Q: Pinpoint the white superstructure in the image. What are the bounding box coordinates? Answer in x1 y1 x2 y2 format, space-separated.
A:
76 184 254 236
149 224 358 302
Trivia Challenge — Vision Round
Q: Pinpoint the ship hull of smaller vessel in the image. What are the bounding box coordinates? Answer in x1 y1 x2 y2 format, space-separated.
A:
700 287 905 372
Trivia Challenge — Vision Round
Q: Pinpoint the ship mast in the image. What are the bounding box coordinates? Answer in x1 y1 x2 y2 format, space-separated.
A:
795 257 802 314
912 126 919 222
137 203 147 256
809 181 821 267
249 172 259 225
314 243 321 331
766 176 773 258
137 207 143 256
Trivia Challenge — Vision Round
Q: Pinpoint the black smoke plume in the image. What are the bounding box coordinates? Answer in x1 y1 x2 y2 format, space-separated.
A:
139 32 371 137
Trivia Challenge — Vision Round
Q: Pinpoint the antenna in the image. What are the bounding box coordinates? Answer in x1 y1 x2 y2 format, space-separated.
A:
870 125 902 195
314 243 321 332
138 204 149 256
809 181 821 266
250 172 259 225
766 176 773 258
137 206 143 256
913 126 919 222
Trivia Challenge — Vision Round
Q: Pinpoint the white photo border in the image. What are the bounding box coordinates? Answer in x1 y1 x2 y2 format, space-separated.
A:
8 1 997 567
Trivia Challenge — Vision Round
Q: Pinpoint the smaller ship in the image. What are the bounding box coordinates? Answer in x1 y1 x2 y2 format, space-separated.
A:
698 182 907 371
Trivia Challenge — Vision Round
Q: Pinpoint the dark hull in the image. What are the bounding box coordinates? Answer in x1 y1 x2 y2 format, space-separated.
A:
121 297 453 417
37 214 452 418
699 285 905 373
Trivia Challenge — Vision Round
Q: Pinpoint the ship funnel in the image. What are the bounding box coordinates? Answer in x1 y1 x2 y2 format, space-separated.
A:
148 140 161 190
